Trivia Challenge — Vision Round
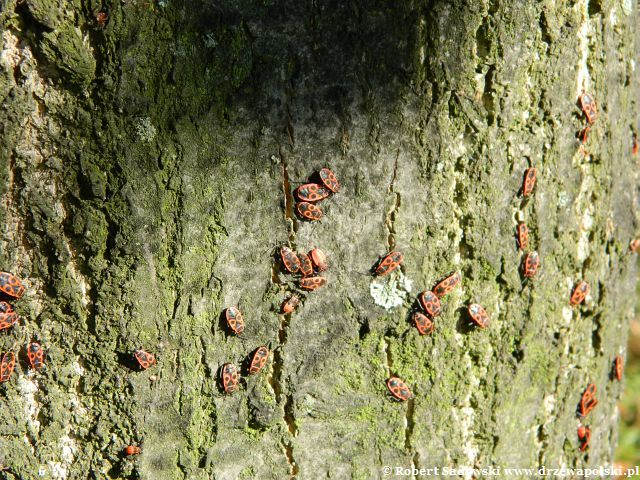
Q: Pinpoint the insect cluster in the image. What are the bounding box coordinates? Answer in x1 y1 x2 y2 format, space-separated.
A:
295 167 340 221
0 272 44 382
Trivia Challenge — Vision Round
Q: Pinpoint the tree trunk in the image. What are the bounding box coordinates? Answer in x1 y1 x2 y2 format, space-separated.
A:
1 0 638 478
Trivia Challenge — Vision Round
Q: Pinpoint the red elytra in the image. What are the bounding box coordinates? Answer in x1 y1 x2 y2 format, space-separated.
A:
308 248 328 272
386 377 413 401
516 223 529 250
296 202 323 221
280 246 301 274
0 352 15 382
249 346 269 375
225 306 245 335
578 126 590 145
298 252 314 277
522 168 537 197
27 342 44 370
125 445 141 455
134 349 156 370
578 383 598 417
318 168 340 193
418 291 441 317
630 239 640 253
0 272 25 299
633 134 639 155
295 183 331 203
433 272 461 298
375 251 404 276
523 251 539 278
413 312 435 335
468 303 489 328
577 426 591 452
614 355 623 381
579 92 598 125
570 281 589 307
0 311 17 331
281 295 300 314
221 363 239 393
299 276 327 291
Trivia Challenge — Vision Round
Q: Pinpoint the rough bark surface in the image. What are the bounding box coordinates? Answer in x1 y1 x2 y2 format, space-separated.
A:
0 0 639 478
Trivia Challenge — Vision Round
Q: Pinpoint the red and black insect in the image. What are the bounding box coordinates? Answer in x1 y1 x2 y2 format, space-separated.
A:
27 342 44 370
522 251 539 278
298 252 314 277
516 223 529 250
577 426 591 452
134 349 156 370
281 295 300 314
295 183 331 203
308 248 328 272
125 445 141 455
578 126 590 145
0 272 24 299
630 239 640 253
280 246 301 274
579 92 597 125
413 312 435 335
96 11 108 27
433 272 461 298
468 303 489 328
386 376 413 401
633 134 639 156
522 168 537 197
221 363 239 393
418 291 441 318
613 355 623 381
570 281 589 307
225 306 245 335
296 202 323 221
318 167 340 193
0 303 17 331
578 383 598 418
374 251 404 276
0 352 15 382
249 346 269 375
299 276 327 291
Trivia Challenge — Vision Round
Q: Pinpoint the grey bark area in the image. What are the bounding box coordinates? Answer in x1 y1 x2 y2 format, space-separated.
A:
0 0 638 478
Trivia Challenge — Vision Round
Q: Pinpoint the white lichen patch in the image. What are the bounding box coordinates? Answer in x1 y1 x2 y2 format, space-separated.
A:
543 394 556 415
451 351 479 478
369 271 412 310
577 204 594 262
18 375 41 434
609 6 618 26
562 306 573 323
135 117 157 142
622 0 633 15
71 360 85 376
48 461 69 480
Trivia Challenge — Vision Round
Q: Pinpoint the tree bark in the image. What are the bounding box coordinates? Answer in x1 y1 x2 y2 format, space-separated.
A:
1 0 638 478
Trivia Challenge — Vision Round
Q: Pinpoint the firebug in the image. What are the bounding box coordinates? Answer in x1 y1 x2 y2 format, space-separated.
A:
225 306 245 335
295 183 330 203
468 303 489 328
433 272 461 298
299 276 327 291
133 349 156 370
221 363 239 394
308 248 328 272
318 168 340 193
374 251 404 276
0 352 15 382
523 251 539 278
296 202 323 221
125 445 141 455
570 281 589 307
413 312 435 335
0 272 24 299
418 290 441 317
386 376 413 401
614 355 623 381
522 168 537 197
249 346 269 375
578 383 598 417
577 426 591 452
281 295 300 314
629 239 640 253
579 92 597 125
516 223 529 250
298 252 313 277
280 246 301 274
27 342 44 370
